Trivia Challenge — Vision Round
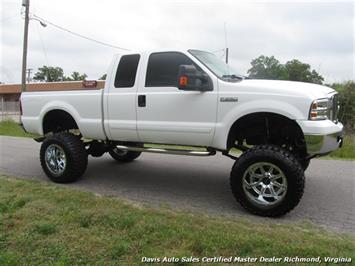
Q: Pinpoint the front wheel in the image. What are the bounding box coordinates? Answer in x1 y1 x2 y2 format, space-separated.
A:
230 145 305 217
298 157 311 171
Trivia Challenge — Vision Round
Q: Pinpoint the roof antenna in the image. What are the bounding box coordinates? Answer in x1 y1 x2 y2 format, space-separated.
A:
224 22 229 64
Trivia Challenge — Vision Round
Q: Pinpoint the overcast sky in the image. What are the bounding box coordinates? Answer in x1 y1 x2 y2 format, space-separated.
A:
0 0 354 84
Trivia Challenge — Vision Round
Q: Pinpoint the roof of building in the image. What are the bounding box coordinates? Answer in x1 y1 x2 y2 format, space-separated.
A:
0 81 105 94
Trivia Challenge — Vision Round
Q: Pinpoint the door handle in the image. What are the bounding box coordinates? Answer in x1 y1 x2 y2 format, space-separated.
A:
138 95 146 107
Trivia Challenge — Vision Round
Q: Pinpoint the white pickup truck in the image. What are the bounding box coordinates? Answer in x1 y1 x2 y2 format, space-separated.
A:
21 49 343 217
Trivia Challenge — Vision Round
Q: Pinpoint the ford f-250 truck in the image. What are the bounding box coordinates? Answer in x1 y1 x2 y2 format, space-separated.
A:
20 49 343 217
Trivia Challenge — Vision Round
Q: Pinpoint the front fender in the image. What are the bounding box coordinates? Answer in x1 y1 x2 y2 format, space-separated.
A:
212 99 307 150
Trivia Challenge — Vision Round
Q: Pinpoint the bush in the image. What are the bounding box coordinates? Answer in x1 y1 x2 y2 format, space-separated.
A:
330 81 355 133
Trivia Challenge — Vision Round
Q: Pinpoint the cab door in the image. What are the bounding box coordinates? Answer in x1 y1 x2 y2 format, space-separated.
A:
106 54 141 141
136 52 218 146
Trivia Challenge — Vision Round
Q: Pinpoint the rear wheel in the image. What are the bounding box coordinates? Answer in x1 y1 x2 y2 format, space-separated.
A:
109 143 143 162
230 145 305 217
40 132 88 183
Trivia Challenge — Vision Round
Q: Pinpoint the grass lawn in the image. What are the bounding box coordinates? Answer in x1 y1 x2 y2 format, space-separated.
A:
0 120 38 138
0 176 354 265
326 135 355 160
0 120 354 160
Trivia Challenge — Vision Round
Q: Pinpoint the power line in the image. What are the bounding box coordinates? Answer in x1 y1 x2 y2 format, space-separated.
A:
30 14 130 51
31 1 49 66
35 20 49 66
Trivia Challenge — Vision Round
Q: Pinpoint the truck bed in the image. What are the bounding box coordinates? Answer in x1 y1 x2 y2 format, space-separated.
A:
21 89 106 140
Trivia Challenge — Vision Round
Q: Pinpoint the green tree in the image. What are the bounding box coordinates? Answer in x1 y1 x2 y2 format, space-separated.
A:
247 56 288 80
64 71 88 81
247 56 324 84
285 60 324 84
33 66 65 82
99 74 107 80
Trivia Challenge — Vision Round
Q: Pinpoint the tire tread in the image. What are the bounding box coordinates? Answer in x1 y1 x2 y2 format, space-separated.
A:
40 132 88 183
230 144 305 217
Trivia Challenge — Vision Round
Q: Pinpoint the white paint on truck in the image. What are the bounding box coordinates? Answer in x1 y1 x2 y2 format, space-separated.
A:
21 49 343 152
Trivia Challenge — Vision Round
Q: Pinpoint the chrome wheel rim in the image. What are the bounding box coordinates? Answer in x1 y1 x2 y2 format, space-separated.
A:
242 162 287 208
45 144 67 176
113 147 128 156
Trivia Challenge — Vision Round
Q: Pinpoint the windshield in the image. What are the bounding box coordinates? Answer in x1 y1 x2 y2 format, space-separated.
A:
189 49 243 81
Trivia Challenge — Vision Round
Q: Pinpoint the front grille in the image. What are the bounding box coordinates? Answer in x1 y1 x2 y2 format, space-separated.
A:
329 94 339 123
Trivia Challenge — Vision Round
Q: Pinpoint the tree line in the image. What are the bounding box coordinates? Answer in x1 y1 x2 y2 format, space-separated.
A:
248 56 354 132
31 55 324 83
248 55 324 84
31 66 106 82
329 81 355 133
31 55 325 84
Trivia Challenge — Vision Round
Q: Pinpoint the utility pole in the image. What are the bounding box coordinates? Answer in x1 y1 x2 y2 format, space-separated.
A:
21 0 30 92
225 47 229 64
26 68 33 83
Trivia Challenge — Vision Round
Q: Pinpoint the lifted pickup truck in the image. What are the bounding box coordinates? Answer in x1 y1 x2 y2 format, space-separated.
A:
21 49 343 217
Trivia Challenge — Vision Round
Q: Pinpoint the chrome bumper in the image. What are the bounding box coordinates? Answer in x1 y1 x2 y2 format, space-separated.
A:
304 130 343 156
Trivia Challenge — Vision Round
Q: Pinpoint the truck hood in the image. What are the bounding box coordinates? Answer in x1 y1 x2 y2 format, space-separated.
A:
239 79 335 99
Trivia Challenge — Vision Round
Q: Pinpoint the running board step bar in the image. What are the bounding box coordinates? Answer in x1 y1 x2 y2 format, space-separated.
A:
115 145 216 157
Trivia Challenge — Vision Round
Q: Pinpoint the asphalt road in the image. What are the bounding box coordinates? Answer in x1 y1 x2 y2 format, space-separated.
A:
0 135 354 234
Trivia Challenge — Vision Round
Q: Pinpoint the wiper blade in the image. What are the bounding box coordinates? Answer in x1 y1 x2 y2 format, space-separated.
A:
222 74 243 80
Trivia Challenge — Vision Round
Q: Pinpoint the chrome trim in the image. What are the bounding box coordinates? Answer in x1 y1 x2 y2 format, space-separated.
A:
242 162 287 208
305 130 343 155
330 93 339 123
309 93 339 122
115 145 216 156
45 144 67 176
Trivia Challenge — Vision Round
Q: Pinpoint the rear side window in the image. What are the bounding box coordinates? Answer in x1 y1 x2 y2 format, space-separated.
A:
145 52 196 87
114 54 140 88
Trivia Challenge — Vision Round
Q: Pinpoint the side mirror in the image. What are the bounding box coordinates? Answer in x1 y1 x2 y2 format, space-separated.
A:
177 65 213 91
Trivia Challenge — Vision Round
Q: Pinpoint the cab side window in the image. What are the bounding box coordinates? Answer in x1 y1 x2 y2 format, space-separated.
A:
145 52 198 87
114 54 140 88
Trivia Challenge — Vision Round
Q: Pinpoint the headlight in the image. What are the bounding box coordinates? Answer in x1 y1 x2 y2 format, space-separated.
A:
309 98 330 120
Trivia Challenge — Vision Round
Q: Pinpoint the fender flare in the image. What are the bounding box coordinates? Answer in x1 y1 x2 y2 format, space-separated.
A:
39 101 81 135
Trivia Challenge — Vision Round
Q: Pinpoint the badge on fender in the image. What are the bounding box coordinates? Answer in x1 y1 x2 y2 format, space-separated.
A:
220 97 238 102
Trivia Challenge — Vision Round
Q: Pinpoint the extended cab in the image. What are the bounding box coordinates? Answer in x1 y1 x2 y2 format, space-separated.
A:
21 49 343 216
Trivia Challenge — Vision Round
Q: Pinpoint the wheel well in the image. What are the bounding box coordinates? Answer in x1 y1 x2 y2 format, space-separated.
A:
43 110 79 134
227 112 306 154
